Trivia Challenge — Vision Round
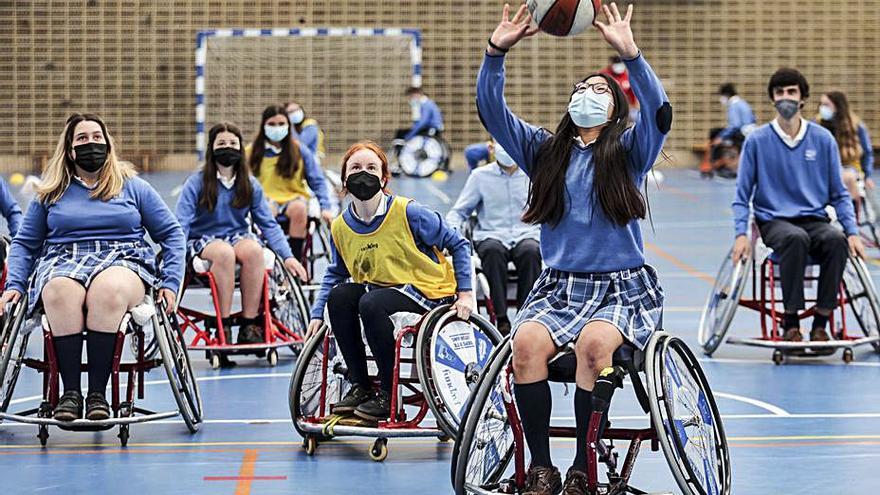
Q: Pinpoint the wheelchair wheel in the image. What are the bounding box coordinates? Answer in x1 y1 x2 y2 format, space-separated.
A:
288 325 352 438
154 305 203 433
305 219 332 284
416 305 501 438
0 297 28 414
398 134 449 178
698 249 751 356
269 253 310 349
646 333 731 495
451 338 515 495
842 256 880 352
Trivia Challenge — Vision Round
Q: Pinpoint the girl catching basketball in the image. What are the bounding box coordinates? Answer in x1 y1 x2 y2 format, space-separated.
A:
478 3 670 493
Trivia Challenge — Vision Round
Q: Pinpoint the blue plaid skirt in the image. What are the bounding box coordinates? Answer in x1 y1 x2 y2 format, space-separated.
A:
187 231 261 258
513 265 664 350
29 240 159 315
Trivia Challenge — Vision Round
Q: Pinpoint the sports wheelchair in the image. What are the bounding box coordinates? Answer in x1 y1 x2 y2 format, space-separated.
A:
451 331 730 495
289 304 502 461
0 290 202 446
176 246 309 368
699 224 880 364
393 130 452 178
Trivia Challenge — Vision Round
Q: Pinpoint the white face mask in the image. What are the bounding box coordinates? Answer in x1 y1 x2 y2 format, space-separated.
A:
288 110 305 125
264 124 289 143
819 104 836 121
568 90 614 129
719 96 730 107
611 63 626 75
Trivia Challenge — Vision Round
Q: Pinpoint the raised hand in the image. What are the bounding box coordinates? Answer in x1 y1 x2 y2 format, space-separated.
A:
488 3 540 54
595 2 639 59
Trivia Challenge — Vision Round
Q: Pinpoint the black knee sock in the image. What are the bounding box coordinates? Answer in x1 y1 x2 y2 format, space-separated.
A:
812 313 829 331
514 380 553 468
783 312 800 331
53 334 84 394
288 237 305 259
571 387 593 472
86 332 118 396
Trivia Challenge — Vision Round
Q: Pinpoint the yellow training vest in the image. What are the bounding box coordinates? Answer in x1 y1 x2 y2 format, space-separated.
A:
301 118 326 158
246 144 310 204
331 196 457 299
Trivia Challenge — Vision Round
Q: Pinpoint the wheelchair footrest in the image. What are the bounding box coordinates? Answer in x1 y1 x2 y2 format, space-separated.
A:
727 336 877 349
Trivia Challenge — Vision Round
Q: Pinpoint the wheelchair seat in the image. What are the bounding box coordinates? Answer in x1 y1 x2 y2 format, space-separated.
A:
546 343 645 383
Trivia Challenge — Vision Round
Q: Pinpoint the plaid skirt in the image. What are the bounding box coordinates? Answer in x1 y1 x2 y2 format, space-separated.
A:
187 231 261 258
513 265 664 350
29 240 159 315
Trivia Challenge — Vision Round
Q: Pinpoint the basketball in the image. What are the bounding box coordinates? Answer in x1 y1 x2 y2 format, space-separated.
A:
9 172 24 186
527 0 602 37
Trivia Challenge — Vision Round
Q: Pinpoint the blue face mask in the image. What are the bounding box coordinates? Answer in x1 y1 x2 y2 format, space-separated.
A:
264 124 289 142
568 90 614 129
494 143 515 167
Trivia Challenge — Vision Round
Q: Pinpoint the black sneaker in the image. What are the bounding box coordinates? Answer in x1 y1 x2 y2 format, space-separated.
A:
237 323 264 345
354 389 391 421
53 391 83 422
331 384 373 414
85 392 111 421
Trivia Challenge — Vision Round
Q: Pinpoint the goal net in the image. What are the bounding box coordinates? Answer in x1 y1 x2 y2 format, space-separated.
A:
195 28 421 161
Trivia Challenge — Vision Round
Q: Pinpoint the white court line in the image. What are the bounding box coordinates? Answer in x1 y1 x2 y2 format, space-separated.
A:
423 182 451 204
714 392 789 416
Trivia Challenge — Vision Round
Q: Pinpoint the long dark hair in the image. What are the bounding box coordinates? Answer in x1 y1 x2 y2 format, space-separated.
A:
249 104 302 179
819 91 862 165
201 122 253 212
523 73 646 227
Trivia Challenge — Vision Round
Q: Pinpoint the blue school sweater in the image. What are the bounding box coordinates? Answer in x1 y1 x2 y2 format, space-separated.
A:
476 51 669 273
405 98 445 140
309 194 473 320
720 96 756 140
6 177 186 294
175 172 293 260
733 121 857 236
0 177 22 236
857 123 874 177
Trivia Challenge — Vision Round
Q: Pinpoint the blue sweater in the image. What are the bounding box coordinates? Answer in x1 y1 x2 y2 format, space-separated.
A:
405 98 445 140
175 172 293 260
857 123 874 177
0 177 22 236
720 97 756 140
295 124 320 157
6 177 186 294
476 52 669 273
733 121 857 236
310 194 473 320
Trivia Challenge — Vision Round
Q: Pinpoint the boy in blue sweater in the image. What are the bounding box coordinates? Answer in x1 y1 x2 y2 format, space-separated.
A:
732 68 866 344
707 83 757 178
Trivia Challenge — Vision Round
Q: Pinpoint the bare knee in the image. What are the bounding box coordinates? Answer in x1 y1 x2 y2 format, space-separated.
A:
86 283 129 314
42 279 83 311
287 201 307 222
575 333 616 378
236 240 265 266
511 325 555 379
205 242 236 271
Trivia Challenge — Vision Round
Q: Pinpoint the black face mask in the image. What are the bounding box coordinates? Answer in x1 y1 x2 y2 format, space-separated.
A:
213 147 242 168
346 171 382 201
73 143 108 173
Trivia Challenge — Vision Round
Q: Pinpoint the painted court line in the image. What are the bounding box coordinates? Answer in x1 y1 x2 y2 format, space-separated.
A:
644 242 715 284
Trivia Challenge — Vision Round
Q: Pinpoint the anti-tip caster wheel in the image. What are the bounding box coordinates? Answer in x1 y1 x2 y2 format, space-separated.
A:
303 435 317 456
210 352 221 370
842 348 854 364
267 349 278 367
369 438 388 462
772 349 784 365
118 425 130 447
38 425 49 447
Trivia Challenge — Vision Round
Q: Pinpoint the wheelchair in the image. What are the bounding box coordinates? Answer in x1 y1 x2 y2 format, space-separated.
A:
854 178 880 248
288 303 502 461
176 246 309 368
451 331 731 495
393 130 452 178
274 201 333 289
699 224 880 364
0 289 202 446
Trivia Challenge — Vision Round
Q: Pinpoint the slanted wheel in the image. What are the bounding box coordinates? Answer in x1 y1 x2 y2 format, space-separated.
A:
289 325 351 439
451 338 516 494
269 253 310 351
699 250 751 356
842 348 854 363
416 305 502 438
119 425 130 447
842 256 880 353
772 349 784 365
369 438 388 462
154 304 203 433
268 349 279 367
0 297 29 414
303 435 318 456
646 333 731 495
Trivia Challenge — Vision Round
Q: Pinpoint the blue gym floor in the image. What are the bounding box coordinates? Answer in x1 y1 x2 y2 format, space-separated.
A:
2 168 879 494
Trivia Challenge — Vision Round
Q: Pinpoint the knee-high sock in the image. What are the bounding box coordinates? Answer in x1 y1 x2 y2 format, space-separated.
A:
86 332 118 396
514 380 553 468
53 334 84 393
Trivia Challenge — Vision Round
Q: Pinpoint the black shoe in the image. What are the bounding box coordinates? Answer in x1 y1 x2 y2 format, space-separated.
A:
237 323 264 345
497 317 512 336
53 391 83 422
716 167 737 179
331 384 374 414
522 465 562 495
85 392 111 421
561 467 589 495
354 389 391 421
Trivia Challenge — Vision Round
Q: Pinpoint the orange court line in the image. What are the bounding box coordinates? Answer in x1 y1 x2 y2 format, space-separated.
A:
644 242 715 284
235 449 258 495
656 184 700 202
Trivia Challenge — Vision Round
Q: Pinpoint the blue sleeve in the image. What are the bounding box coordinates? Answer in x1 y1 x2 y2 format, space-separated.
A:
250 179 293 259
0 179 22 236
5 199 47 293
827 138 858 235
309 234 351 320
300 146 331 210
299 125 319 155
174 175 200 241
464 143 491 169
476 53 550 176
859 123 874 178
406 202 472 292
136 179 186 293
718 104 740 140
620 53 670 176
404 102 433 140
732 135 758 236
445 171 482 231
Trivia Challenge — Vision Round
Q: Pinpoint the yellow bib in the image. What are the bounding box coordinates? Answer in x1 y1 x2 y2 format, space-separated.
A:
246 144 310 204
331 196 457 299
302 118 326 158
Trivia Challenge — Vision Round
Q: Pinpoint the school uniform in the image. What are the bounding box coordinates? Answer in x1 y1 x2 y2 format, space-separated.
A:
0 177 23 236
248 142 332 211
